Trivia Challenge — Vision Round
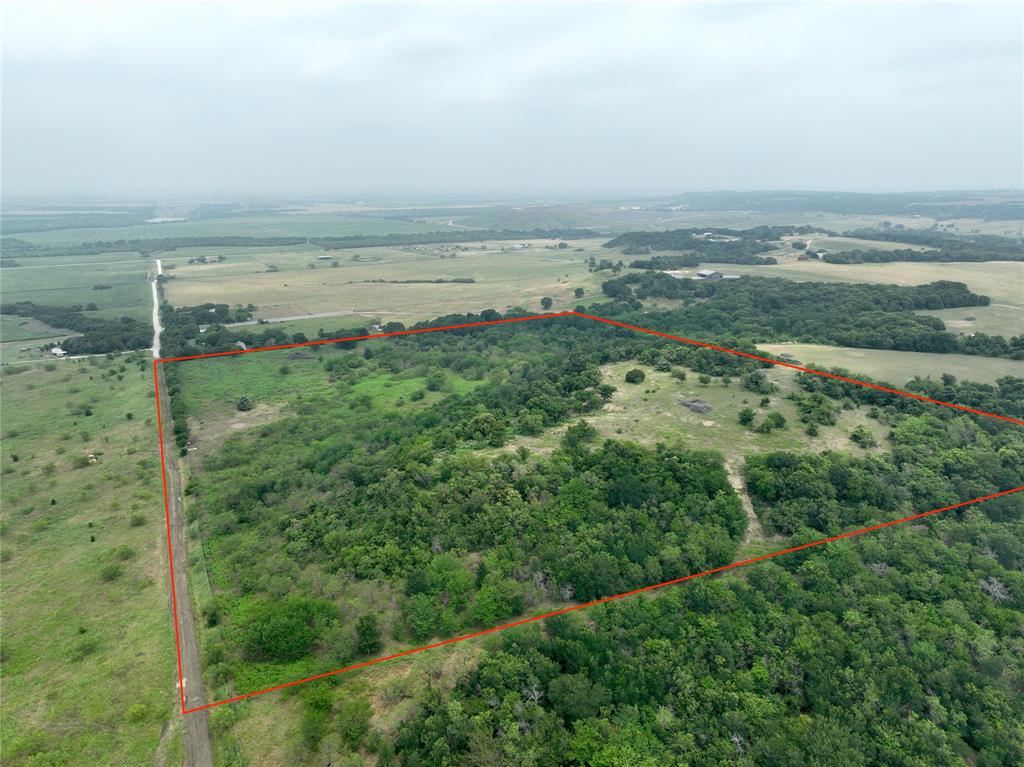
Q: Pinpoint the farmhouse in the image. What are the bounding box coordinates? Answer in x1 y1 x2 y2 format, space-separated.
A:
697 269 723 280
50 347 68 357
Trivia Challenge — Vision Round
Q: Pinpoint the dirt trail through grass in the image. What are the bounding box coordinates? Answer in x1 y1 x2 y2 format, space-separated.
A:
724 455 766 551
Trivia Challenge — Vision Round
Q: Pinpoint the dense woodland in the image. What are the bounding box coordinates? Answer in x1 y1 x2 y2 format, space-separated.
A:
603 226 830 265
824 229 1024 263
600 273 1023 358
0 300 151 354
170 301 1024 764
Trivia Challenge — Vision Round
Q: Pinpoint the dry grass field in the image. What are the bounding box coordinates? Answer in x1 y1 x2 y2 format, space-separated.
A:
161 238 612 323
757 343 1024 385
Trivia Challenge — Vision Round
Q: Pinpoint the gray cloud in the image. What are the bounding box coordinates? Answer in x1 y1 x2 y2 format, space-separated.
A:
2 1 1021 198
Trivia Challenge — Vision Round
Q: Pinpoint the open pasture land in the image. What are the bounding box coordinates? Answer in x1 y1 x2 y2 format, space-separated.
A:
0 252 152 321
915 304 1024 338
161 238 611 323
0 355 178 766
448 203 965 234
757 343 1024 385
0 315 73 343
791 234 935 253
7 213 453 248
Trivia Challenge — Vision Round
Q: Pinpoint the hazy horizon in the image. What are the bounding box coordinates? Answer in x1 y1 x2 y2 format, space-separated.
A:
3 1 1022 198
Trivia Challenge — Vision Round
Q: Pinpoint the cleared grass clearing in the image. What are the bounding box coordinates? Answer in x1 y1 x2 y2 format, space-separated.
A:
796 235 934 253
162 238 610 324
501 362 887 463
0 355 176 767
175 344 484 456
757 343 1024 385
916 304 1023 338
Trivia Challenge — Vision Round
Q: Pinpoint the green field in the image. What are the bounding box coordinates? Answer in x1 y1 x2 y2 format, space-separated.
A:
916 304 1024 338
757 342 1024 385
161 238 609 324
0 355 180 766
0 315 74 343
796 234 934 253
0 254 152 321
8 214 452 247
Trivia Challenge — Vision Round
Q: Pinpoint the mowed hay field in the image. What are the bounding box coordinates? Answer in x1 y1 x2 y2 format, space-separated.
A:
161 239 611 323
757 343 1024 386
0 355 180 766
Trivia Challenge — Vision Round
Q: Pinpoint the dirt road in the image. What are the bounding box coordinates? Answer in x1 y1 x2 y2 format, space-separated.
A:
157 364 214 766
724 456 767 548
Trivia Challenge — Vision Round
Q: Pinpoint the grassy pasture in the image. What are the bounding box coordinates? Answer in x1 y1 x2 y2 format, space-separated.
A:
915 304 1023 338
161 238 610 324
0 315 74 342
0 255 152 321
9 214 450 248
757 343 1024 386
795 235 934 253
174 342 484 456
0 355 178 766
450 204 958 234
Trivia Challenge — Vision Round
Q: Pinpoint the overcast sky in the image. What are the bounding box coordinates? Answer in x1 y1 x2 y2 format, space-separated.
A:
2 1 1022 199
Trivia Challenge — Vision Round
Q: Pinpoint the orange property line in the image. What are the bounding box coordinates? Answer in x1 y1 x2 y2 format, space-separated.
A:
151 310 1024 715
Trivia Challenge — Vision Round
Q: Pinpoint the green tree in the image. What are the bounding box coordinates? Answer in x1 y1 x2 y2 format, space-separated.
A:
355 614 381 656
541 296 554 310
738 407 756 426
235 597 333 662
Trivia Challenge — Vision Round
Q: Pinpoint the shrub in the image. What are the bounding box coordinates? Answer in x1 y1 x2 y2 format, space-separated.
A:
355 614 381 656
337 697 373 748
850 426 877 448
236 396 255 412
100 563 123 582
738 407 756 426
234 597 335 662
124 703 148 723
624 369 646 384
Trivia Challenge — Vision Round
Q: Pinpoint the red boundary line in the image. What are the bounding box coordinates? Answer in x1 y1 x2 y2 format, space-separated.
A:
151 311 1024 715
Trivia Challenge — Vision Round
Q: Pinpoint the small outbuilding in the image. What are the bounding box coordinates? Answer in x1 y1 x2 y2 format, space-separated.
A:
51 347 68 357
696 269 723 280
